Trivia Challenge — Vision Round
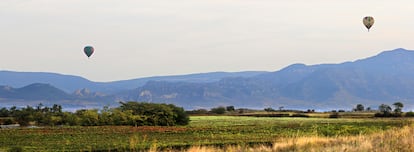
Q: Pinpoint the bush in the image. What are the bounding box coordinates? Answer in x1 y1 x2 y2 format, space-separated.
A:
405 111 414 117
2 102 190 127
375 112 402 117
226 106 235 112
119 102 189 126
187 109 209 115
211 106 226 114
375 112 390 117
0 118 14 125
169 104 189 125
329 113 340 118
264 107 275 112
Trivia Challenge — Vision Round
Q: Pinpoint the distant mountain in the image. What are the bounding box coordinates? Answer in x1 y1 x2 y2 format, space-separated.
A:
120 48 414 110
15 83 72 100
1 83 70 100
104 71 268 92
2 48 414 111
0 84 114 109
0 71 267 93
0 71 103 93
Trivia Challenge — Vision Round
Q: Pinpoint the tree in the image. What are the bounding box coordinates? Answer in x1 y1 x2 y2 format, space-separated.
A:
168 104 189 125
13 106 35 126
307 109 315 113
226 106 235 112
36 103 44 111
5 102 189 127
393 102 404 113
264 107 275 112
51 104 63 115
9 106 17 117
111 109 133 125
188 109 208 114
0 107 9 117
405 111 414 117
379 104 392 116
118 101 189 126
355 104 364 111
211 106 226 114
49 116 63 126
62 112 80 126
76 109 99 126
99 106 114 125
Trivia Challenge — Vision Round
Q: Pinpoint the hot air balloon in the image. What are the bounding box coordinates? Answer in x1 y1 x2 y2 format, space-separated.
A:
363 16 374 31
84 46 94 58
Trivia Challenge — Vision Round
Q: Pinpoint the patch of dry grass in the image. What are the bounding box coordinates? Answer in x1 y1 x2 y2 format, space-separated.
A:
185 124 414 152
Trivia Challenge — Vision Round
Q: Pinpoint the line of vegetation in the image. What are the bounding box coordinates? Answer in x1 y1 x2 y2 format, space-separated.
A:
188 124 414 152
188 102 414 119
0 116 411 151
1 101 413 151
0 102 189 126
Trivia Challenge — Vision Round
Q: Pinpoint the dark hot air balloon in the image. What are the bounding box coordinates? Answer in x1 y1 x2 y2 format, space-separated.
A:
363 16 374 32
84 46 94 58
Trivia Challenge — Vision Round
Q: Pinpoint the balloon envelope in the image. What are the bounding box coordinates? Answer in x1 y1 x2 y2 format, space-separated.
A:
363 16 374 31
84 46 94 58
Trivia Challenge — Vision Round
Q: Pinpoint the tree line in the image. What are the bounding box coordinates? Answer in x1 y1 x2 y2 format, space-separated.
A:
352 102 414 117
187 106 247 115
0 102 189 126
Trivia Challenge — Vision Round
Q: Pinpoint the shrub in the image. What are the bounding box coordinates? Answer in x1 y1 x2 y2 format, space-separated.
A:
187 109 209 115
0 118 14 125
211 106 226 114
405 111 414 117
168 104 189 125
375 112 402 117
226 106 235 112
264 107 275 112
119 102 190 126
375 112 389 117
329 113 340 118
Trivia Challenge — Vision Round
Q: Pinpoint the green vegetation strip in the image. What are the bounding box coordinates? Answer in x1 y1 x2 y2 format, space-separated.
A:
0 116 411 151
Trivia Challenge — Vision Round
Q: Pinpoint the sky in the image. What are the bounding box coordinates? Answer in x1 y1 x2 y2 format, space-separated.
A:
1 0 414 82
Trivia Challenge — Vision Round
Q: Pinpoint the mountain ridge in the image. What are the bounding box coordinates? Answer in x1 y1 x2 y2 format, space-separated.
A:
1 48 414 110
0 70 267 93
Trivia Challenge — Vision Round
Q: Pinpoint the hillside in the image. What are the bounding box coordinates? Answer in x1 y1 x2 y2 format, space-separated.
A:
1 48 414 110
121 48 414 110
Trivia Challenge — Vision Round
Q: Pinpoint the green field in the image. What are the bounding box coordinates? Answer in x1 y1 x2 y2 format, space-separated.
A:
0 116 411 151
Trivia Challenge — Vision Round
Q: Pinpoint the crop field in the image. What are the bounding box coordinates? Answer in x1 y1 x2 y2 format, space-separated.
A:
0 116 412 151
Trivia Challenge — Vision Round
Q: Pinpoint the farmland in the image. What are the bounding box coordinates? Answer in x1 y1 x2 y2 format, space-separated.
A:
0 116 412 151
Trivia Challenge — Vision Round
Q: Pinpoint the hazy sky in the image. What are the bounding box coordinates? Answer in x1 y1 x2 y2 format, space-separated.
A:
1 0 414 82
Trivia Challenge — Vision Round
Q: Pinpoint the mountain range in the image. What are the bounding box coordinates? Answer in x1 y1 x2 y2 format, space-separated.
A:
1 48 414 111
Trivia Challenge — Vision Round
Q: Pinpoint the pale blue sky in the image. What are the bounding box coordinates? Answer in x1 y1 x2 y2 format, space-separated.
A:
1 0 414 82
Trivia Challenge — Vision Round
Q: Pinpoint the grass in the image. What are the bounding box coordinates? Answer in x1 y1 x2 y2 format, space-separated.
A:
188 124 414 152
0 116 411 151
